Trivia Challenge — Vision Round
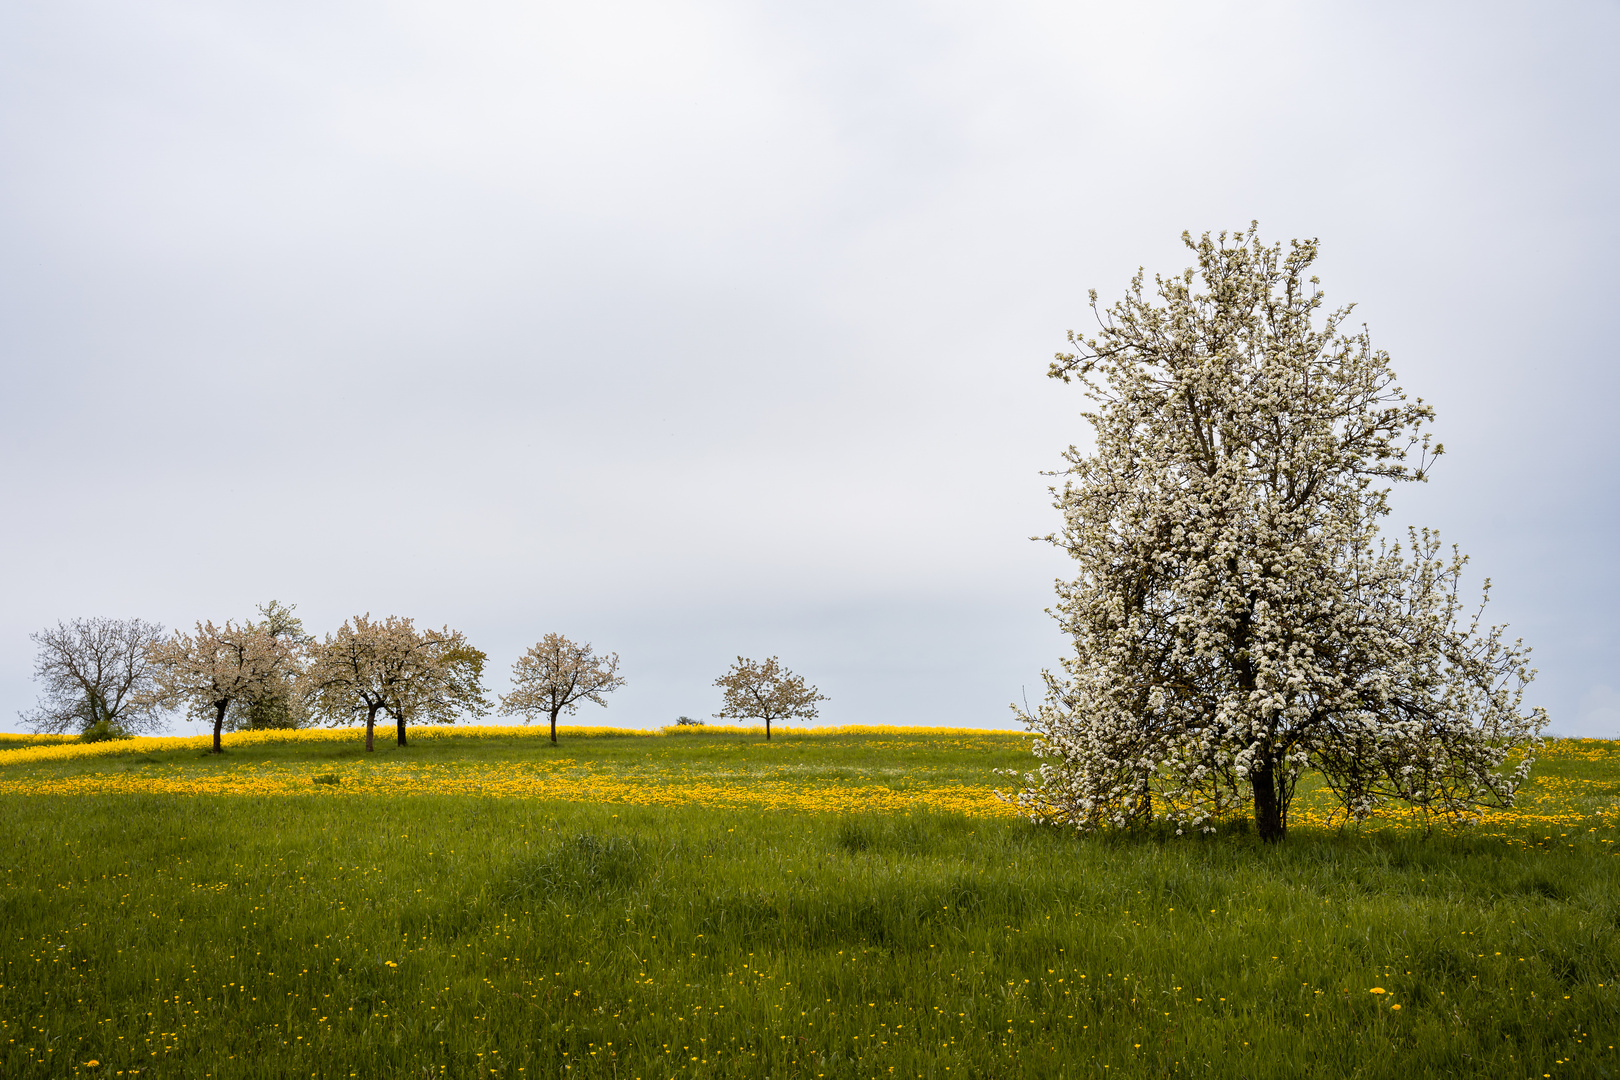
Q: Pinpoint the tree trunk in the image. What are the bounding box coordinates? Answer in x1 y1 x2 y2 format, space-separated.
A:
765 717 771 741
1250 757 1286 842
1231 597 1284 840
396 713 408 747
366 705 378 752
550 707 559 745
212 700 228 753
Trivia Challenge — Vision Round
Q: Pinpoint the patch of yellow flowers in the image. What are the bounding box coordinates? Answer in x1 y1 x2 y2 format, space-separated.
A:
0 727 1612 836
0 736 1020 819
0 724 1029 817
0 759 1015 817
0 722 1018 767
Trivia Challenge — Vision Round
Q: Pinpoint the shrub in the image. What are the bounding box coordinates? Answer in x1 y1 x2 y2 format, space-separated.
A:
80 720 133 743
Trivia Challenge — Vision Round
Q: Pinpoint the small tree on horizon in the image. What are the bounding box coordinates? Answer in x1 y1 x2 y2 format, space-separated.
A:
498 634 625 744
1012 224 1545 842
146 621 297 753
713 656 826 741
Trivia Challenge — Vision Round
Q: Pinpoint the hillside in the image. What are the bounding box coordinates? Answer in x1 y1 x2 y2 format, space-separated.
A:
0 728 1615 1078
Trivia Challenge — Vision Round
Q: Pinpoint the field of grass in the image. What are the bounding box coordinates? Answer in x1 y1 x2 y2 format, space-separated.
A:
1 726 1617 1079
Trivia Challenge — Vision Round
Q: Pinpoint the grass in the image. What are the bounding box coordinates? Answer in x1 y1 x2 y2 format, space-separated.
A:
0 728 1616 1078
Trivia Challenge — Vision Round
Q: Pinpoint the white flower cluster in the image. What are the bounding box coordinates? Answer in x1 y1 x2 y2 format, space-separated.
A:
1011 226 1545 840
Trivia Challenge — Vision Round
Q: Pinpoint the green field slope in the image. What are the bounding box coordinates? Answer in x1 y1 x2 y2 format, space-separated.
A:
1 729 1616 1079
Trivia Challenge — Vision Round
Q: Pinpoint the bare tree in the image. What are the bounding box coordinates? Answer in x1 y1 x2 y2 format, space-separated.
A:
499 634 625 744
21 617 166 736
147 621 298 753
713 656 827 740
305 614 488 750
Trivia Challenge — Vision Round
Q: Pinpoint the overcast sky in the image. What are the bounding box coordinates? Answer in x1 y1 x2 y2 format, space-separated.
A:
2 1 1615 737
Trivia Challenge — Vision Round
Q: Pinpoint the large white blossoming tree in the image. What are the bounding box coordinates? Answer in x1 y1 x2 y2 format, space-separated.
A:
1012 225 1545 841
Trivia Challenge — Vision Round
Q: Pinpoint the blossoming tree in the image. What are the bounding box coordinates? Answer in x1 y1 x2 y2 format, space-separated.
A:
1012 225 1545 841
147 621 298 752
305 614 488 750
714 656 826 740
499 634 625 744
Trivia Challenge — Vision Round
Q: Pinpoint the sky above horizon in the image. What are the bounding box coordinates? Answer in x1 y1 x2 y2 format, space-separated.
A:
2 1 1616 737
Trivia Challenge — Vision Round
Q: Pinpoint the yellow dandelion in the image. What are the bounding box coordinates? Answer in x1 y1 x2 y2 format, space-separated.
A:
1368 988 1386 994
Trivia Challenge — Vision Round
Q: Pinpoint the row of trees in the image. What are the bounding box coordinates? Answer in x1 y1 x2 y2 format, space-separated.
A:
21 608 827 751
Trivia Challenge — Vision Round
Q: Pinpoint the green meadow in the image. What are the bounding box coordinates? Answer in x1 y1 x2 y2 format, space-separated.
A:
0 729 1616 1079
